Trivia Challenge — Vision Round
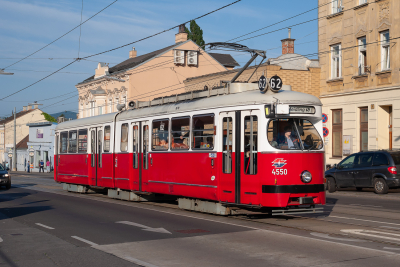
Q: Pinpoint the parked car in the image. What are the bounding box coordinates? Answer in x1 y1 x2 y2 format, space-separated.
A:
325 150 400 194
0 163 11 189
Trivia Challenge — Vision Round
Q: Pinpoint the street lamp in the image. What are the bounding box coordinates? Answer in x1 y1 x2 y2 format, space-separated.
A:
0 69 14 75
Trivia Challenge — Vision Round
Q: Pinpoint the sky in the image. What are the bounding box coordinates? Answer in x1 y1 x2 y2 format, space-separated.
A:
0 0 319 119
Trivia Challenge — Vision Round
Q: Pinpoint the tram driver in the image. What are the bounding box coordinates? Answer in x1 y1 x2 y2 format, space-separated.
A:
276 126 300 150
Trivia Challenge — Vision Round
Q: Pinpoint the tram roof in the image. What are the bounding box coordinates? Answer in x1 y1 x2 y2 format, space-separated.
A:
56 89 321 131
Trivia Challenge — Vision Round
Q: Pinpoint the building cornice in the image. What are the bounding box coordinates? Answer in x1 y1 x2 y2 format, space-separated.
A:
320 85 400 98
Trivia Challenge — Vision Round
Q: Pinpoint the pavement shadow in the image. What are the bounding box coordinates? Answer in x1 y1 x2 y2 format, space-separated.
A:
0 249 18 267
0 205 53 221
0 192 32 203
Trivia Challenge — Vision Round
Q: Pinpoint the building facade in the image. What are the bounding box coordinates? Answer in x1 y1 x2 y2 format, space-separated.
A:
318 0 400 164
0 104 46 166
26 122 57 172
76 25 239 119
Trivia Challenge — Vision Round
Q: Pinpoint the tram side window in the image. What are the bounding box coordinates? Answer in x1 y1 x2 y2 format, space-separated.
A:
60 131 68 153
133 125 138 169
78 129 88 153
121 123 129 152
171 117 190 150
223 117 233 174
192 114 214 149
244 116 258 175
68 130 78 153
104 126 111 152
152 119 169 150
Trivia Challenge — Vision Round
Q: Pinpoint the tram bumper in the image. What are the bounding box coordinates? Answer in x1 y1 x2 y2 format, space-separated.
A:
261 184 326 207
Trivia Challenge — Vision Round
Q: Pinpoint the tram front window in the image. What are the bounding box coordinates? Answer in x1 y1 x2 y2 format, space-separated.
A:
267 118 323 150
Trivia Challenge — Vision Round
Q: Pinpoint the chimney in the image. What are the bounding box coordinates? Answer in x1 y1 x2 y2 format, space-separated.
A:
23 106 27 111
175 24 188 43
129 47 137 58
28 102 42 110
281 28 295 55
27 105 32 110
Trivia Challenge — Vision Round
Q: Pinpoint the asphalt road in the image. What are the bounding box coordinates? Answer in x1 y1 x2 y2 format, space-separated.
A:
1 172 400 266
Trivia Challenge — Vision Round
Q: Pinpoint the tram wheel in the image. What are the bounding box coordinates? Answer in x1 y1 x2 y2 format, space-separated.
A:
326 177 336 193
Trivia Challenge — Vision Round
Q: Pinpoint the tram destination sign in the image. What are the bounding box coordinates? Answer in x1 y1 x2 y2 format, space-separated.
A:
289 105 315 114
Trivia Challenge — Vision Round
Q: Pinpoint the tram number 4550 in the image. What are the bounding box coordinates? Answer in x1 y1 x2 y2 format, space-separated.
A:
272 169 287 175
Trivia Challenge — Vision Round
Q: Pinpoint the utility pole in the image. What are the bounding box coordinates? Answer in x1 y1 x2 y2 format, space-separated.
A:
12 107 16 171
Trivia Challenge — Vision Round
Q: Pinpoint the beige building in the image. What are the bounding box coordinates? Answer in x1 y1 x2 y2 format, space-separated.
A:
184 34 321 98
318 0 400 164
0 104 46 165
76 25 238 118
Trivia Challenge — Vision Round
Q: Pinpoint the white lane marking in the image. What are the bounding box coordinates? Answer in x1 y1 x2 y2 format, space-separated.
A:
384 247 400 251
35 223 54 230
380 226 400 231
125 256 159 267
71 236 98 246
349 204 382 208
310 232 366 242
329 216 400 226
341 229 400 242
116 221 171 234
0 237 3 242
13 184 400 255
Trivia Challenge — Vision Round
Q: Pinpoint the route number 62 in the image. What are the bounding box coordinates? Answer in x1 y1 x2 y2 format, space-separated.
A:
272 169 287 175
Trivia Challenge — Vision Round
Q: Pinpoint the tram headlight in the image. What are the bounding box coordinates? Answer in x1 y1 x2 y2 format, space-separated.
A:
300 171 312 183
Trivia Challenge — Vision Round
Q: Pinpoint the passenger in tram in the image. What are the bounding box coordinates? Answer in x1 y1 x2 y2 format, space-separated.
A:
277 126 300 150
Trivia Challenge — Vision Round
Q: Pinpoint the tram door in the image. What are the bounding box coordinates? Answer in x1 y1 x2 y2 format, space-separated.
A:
131 121 150 192
55 133 59 182
240 110 261 205
88 127 98 186
219 112 236 203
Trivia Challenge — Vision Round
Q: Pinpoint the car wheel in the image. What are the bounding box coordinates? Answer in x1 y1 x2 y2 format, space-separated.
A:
327 177 336 193
373 178 388 194
6 180 11 190
356 187 363 191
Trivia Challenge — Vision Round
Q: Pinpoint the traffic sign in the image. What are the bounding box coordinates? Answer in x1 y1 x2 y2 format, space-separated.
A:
269 75 282 93
322 113 328 123
323 127 329 137
258 75 267 92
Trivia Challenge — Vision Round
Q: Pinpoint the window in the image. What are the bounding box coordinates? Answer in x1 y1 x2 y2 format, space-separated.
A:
120 123 129 152
338 155 355 169
78 129 88 153
332 0 342 14
104 126 111 152
171 117 190 150
133 125 138 169
331 44 342 79
192 114 214 149
244 116 258 175
354 153 373 168
381 31 390 70
109 99 113 113
267 118 323 150
373 153 389 166
98 130 103 167
152 119 169 150
358 37 367 75
332 109 342 157
60 131 68 153
68 130 77 153
143 125 149 169
360 107 368 151
389 153 400 165
223 117 233 174
99 106 103 115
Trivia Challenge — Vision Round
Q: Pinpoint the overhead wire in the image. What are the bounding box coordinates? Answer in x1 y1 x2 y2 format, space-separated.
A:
2 0 120 70
0 0 243 102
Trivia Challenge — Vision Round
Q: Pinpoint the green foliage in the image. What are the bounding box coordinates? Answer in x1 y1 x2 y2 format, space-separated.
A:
41 112 57 123
185 20 205 48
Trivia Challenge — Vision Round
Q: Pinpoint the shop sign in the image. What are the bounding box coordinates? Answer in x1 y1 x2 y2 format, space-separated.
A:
343 135 352 155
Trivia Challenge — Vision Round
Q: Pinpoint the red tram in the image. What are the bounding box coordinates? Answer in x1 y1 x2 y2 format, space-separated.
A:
54 83 325 215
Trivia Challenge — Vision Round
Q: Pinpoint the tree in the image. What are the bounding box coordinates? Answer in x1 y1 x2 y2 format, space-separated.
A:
41 112 57 123
185 20 205 48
